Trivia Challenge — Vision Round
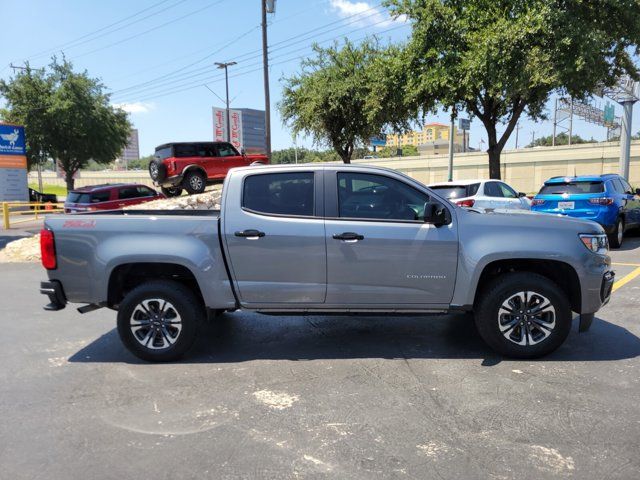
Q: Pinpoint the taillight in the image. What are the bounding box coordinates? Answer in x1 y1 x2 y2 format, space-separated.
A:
40 229 57 270
589 197 613 206
531 199 545 206
456 199 475 207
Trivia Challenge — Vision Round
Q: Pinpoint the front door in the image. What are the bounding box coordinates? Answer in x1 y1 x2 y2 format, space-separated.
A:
222 170 326 305
324 170 458 306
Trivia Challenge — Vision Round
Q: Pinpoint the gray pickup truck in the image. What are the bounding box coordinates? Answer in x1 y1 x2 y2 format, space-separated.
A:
40 164 614 361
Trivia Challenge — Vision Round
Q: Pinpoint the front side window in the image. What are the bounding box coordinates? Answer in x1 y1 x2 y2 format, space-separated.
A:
243 172 314 216
484 182 504 197
119 187 143 200
498 182 518 198
217 143 238 157
137 186 155 197
90 191 111 203
338 172 429 221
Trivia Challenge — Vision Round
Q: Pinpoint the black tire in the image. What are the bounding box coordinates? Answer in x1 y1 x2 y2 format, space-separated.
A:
183 170 206 194
161 186 183 197
608 218 624 249
474 272 571 359
117 280 204 362
149 161 166 182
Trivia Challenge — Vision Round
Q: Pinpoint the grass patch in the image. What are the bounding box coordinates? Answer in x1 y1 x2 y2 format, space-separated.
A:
29 184 67 196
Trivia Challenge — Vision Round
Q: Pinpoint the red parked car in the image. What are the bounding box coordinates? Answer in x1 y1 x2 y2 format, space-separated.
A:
149 141 269 196
64 183 164 213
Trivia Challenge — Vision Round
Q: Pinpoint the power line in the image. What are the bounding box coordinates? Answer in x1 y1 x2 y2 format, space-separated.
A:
111 6 393 100
124 23 407 104
70 0 228 61
20 0 183 62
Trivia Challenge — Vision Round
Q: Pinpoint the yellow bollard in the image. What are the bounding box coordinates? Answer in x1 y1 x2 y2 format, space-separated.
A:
2 202 9 229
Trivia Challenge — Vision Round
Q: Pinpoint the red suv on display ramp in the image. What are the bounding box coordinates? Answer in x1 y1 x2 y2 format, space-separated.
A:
149 141 269 196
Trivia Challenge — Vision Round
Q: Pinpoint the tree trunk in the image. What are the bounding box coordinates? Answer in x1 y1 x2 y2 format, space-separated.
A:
488 148 501 179
65 169 75 191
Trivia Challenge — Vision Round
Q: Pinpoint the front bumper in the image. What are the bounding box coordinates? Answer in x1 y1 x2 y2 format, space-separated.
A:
40 280 67 311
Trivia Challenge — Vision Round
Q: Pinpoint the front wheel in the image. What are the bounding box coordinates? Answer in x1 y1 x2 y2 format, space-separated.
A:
183 170 206 194
474 272 571 359
608 218 624 249
161 186 182 197
117 280 203 362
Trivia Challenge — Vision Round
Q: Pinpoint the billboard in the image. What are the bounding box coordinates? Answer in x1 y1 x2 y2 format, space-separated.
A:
458 118 470 131
213 107 243 151
370 134 387 147
0 123 28 201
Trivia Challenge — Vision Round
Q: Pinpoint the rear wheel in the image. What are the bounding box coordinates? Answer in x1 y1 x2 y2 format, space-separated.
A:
474 272 571 358
117 280 203 362
161 186 182 197
183 170 206 195
608 218 624 249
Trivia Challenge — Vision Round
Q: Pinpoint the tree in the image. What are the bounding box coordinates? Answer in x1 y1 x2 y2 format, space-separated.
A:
0 58 131 189
0 65 53 170
385 0 640 179
279 39 397 164
528 132 591 147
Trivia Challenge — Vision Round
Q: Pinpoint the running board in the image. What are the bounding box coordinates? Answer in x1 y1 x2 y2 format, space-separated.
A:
256 308 448 316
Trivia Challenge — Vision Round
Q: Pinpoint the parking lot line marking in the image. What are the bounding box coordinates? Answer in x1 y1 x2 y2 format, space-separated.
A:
612 262 640 267
612 266 640 293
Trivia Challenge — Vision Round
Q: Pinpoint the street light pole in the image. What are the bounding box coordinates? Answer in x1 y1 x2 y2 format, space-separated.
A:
261 0 272 159
215 61 237 143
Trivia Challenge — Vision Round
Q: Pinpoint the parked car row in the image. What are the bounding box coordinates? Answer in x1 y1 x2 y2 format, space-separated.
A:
428 173 640 248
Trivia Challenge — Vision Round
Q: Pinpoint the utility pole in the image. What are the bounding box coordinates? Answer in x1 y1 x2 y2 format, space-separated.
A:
261 0 272 159
447 107 457 181
10 63 43 193
215 61 237 143
515 122 522 149
531 130 536 147
552 97 558 146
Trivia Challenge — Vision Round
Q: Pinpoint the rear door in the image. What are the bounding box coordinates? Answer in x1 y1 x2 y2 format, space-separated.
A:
222 170 327 305
324 170 458 306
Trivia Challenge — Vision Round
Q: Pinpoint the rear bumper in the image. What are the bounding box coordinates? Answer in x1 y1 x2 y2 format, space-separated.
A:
40 280 67 311
531 206 617 229
156 174 184 188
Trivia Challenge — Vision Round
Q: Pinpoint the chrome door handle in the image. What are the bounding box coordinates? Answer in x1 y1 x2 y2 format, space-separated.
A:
235 229 265 239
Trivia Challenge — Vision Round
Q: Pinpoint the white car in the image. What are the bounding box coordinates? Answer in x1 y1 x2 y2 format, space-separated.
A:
428 179 531 210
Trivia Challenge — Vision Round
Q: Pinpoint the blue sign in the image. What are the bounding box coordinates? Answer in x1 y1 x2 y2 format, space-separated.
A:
0 124 26 156
370 134 387 147
458 118 471 131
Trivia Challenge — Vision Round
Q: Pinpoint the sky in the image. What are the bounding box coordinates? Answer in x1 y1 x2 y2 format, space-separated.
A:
1 0 638 157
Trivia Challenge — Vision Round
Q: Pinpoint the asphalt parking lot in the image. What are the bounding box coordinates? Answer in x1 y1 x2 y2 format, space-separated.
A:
1 236 639 479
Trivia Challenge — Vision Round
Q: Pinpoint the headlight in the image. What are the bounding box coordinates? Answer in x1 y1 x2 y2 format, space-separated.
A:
579 234 608 253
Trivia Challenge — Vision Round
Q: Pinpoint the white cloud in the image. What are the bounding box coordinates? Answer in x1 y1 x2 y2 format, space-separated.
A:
329 0 404 28
112 101 154 114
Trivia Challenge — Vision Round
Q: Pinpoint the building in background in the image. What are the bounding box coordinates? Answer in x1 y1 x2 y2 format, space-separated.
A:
386 122 468 154
116 128 140 169
212 107 266 154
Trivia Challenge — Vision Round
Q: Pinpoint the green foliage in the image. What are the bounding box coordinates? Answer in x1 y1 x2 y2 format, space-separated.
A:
0 57 131 189
126 154 153 170
279 39 398 163
271 147 341 164
528 132 590 147
375 145 418 157
385 0 640 179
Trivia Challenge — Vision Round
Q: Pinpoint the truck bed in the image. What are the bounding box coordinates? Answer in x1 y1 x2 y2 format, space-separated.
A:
87 209 220 217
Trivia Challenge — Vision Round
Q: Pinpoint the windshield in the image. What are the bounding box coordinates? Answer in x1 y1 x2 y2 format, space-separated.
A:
66 192 91 203
539 181 604 195
430 183 479 199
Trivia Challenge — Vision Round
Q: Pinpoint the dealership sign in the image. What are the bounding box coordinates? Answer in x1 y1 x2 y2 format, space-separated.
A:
212 107 243 150
0 123 28 201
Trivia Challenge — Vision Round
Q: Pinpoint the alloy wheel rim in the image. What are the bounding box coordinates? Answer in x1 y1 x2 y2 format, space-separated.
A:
617 221 623 245
130 298 182 350
150 163 158 179
190 176 203 190
497 291 556 346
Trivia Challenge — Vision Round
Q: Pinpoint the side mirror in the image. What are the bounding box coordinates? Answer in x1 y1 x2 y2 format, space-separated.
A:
240 147 246 156
423 201 448 227
518 192 527 197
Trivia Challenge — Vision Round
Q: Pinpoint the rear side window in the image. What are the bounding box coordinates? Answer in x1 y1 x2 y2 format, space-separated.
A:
430 183 479 199
174 144 197 157
539 181 604 194
243 172 314 216
620 178 633 194
90 191 111 203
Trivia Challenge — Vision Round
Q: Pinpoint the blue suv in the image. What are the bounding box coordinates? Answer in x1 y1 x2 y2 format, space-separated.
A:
531 174 640 248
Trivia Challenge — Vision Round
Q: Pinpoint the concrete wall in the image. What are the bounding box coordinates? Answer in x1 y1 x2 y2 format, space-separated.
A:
28 140 640 193
354 140 640 193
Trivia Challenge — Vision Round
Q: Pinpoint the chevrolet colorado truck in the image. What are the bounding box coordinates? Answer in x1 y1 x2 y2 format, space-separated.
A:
40 165 614 362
